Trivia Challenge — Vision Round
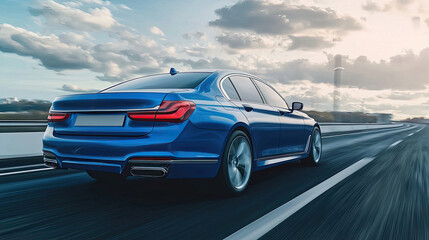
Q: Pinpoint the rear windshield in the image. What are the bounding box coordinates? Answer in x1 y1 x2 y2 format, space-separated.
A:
103 72 212 91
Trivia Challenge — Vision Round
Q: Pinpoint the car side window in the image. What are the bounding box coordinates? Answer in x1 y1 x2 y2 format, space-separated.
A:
254 80 288 109
229 76 264 104
221 78 240 100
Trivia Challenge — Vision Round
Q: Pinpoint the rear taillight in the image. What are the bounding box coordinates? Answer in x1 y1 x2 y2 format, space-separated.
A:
128 100 196 123
48 113 70 122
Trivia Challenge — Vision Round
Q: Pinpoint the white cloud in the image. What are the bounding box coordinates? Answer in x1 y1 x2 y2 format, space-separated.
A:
150 26 165 36
61 84 99 92
248 50 429 91
118 4 131 10
209 0 362 36
183 44 208 57
216 32 276 49
81 0 104 5
362 1 391 12
65 1 83 8
288 35 334 51
58 32 92 48
182 32 207 40
0 23 167 82
166 46 176 55
29 0 117 31
0 24 94 70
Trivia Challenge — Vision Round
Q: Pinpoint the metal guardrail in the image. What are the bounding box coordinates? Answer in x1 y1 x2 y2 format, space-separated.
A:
0 120 47 122
0 120 48 132
0 120 47 127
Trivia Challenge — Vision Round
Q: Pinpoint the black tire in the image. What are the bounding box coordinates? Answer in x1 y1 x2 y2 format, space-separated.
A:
216 130 253 195
301 126 322 166
86 170 127 182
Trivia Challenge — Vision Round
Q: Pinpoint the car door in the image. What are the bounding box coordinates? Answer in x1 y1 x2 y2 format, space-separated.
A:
225 76 281 159
253 79 307 155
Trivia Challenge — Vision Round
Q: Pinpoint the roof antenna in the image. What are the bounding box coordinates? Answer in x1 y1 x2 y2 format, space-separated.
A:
170 68 179 75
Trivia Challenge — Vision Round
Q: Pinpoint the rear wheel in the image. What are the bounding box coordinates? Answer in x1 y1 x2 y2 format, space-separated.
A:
86 170 127 182
301 127 322 166
217 130 253 195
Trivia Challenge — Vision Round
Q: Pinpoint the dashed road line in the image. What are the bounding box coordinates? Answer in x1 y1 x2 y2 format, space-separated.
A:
388 140 403 149
224 157 376 240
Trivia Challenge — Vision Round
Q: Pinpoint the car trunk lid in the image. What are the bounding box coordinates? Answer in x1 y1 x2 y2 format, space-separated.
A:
51 92 167 136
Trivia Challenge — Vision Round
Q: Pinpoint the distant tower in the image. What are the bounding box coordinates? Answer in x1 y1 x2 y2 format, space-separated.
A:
333 55 344 113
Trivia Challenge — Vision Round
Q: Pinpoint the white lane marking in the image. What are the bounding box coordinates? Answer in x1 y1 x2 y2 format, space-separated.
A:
224 157 375 240
404 126 424 137
0 167 52 177
322 125 413 139
0 164 45 172
388 140 403 149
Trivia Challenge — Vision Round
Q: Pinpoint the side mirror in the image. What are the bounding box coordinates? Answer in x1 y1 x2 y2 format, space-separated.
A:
291 102 303 112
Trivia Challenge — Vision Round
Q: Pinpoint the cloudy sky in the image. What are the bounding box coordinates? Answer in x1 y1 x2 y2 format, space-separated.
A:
0 0 428 119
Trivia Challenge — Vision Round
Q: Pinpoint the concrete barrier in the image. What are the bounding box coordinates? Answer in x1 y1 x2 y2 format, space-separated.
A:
0 132 44 159
319 123 403 134
0 122 404 159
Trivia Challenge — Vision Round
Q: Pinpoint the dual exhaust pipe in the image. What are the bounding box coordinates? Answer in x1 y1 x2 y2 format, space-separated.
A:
44 160 168 178
43 151 167 177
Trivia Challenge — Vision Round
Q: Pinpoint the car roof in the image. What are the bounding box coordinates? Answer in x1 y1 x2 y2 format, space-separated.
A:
109 69 268 88
175 69 264 80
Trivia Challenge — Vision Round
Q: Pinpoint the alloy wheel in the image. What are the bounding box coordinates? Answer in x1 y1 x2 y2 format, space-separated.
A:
227 136 252 190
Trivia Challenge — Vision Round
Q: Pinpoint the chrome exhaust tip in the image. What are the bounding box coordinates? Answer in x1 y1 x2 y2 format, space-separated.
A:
43 151 60 169
130 166 167 177
44 158 60 169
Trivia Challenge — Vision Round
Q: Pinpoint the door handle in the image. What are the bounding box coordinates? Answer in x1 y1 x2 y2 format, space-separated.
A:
242 104 253 112
278 110 285 116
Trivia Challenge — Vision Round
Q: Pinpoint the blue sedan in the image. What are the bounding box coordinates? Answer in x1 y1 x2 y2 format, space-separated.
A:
43 69 322 194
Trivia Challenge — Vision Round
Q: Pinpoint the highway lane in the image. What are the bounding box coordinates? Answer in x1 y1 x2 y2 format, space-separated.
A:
0 124 425 240
261 125 429 240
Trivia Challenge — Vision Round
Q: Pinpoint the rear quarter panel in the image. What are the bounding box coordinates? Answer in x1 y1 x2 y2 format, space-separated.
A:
167 72 249 131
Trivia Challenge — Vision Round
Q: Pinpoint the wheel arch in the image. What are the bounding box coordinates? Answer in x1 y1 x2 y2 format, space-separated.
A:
314 123 321 132
230 122 253 149
215 122 253 176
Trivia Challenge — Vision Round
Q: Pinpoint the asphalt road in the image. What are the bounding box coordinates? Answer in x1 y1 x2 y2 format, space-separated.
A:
0 124 427 240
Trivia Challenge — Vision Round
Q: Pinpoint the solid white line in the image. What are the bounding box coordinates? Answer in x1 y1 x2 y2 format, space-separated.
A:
224 157 375 240
407 133 414 137
388 140 403 149
0 164 45 172
0 167 52 177
322 125 412 139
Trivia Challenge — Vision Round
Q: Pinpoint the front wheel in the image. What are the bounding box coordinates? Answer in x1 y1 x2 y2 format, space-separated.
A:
301 127 322 166
217 130 253 195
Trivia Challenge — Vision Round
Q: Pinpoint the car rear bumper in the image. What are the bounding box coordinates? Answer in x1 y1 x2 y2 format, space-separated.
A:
42 121 228 178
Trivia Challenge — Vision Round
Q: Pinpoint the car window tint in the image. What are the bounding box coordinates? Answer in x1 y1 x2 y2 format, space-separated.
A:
103 72 211 91
221 78 240 100
229 76 263 104
254 80 288 108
